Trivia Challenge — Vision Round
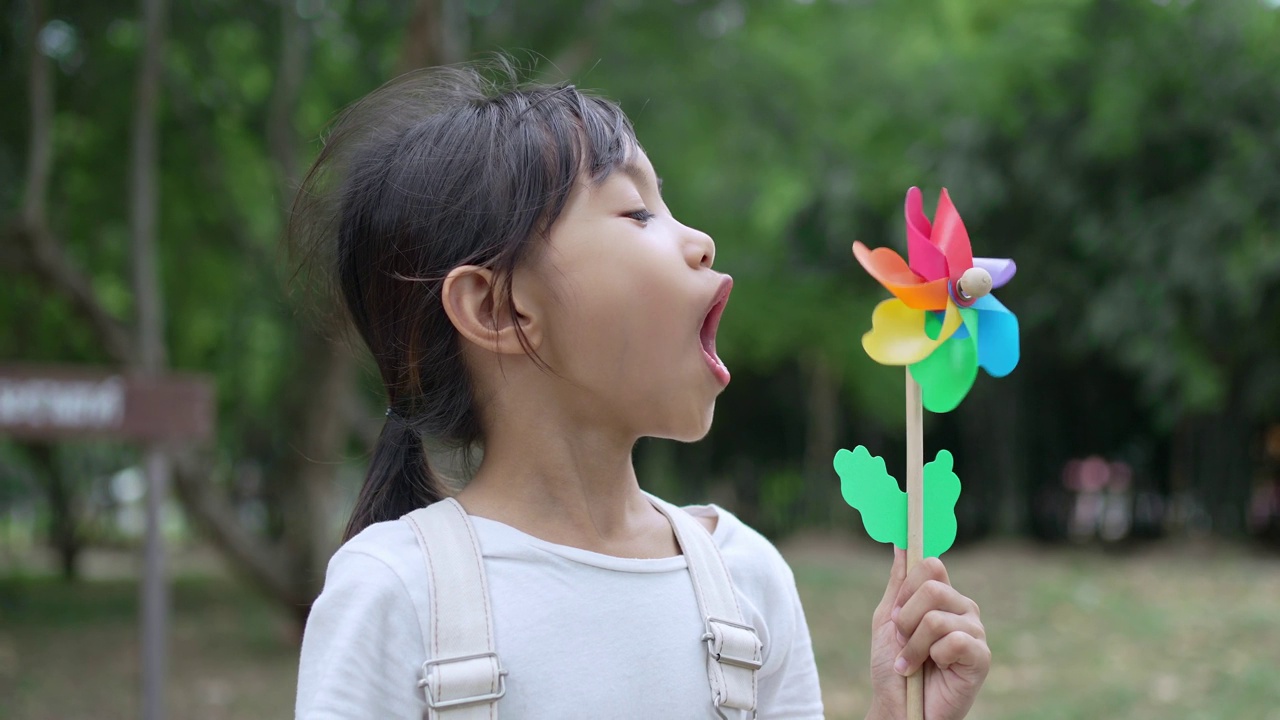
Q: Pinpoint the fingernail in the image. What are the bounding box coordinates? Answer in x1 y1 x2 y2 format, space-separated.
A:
890 606 900 622
894 656 908 676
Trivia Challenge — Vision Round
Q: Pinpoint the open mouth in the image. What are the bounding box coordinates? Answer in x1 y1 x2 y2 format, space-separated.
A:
700 277 733 386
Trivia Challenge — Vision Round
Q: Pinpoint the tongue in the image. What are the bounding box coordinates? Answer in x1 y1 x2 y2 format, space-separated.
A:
700 297 731 383
701 321 727 375
700 316 718 361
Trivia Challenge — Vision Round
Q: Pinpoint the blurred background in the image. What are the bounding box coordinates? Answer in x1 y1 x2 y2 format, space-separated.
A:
2 0 1280 718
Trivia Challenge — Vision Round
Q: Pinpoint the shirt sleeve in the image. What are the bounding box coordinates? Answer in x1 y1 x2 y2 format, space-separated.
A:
756 562 825 720
295 547 426 719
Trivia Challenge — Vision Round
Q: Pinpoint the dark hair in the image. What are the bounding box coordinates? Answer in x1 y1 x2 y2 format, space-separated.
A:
289 62 637 541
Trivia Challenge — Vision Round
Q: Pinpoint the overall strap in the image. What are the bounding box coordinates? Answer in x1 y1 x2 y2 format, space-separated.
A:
402 499 506 720
651 499 762 715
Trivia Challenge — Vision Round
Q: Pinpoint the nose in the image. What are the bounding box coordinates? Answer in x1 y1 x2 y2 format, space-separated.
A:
683 224 716 269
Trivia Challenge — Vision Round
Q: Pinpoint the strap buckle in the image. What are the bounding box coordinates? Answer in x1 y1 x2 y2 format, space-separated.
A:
702 616 763 671
418 651 508 710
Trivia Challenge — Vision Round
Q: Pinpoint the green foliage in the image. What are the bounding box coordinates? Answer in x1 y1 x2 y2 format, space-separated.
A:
4 0 1278 539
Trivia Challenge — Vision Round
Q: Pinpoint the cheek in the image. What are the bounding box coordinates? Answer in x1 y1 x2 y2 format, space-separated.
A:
554 251 681 334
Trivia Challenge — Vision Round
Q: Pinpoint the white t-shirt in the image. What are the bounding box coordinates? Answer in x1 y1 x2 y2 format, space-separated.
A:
295 502 825 719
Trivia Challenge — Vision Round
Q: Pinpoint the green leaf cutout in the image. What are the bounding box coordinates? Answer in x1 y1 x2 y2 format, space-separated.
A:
833 446 962 557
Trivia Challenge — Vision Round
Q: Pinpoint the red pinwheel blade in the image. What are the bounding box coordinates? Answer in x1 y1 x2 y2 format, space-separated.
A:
932 189 975 287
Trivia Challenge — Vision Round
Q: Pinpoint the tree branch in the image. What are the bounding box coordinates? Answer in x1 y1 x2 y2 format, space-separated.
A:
12 220 139 366
170 450 303 607
8 0 138 365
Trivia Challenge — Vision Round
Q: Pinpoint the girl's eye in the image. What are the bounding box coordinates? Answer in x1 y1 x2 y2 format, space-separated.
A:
626 209 655 224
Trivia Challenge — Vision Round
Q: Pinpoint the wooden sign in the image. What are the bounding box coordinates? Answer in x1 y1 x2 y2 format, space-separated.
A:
0 364 215 443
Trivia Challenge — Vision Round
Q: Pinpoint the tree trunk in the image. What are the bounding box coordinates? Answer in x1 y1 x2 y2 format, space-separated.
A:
277 333 356 621
264 0 344 622
267 0 310 201
399 0 465 73
802 353 841 526
27 443 81 581
957 374 1027 539
1196 400 1254 538
22 0 51 228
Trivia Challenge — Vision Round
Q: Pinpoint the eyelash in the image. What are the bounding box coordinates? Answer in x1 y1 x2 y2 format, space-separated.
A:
626 209 655 224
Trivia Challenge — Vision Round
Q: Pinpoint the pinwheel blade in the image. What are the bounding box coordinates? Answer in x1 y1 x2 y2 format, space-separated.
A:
853 242 950 310
972 294 1020 377
910 308 979 413
905 187 949 282
931 189 975 287
973 257 1017 290
862 298 963 366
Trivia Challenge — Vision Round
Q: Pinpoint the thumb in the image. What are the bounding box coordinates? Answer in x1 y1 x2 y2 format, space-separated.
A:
873 546 907 624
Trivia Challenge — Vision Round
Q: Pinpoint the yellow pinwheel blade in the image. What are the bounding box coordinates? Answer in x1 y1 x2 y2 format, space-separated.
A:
861 298 962 366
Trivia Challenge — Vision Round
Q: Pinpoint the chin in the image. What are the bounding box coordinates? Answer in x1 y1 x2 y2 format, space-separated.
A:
658 402 717 443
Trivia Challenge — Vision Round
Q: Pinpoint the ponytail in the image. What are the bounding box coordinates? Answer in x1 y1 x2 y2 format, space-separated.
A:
342 411 448 541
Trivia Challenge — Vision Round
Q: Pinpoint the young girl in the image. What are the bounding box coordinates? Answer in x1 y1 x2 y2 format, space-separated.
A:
292 64 990 719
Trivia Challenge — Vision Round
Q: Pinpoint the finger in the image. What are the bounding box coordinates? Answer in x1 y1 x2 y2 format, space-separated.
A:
927 630 992 676
893 556 951 614
894 610 985 677
895 579 982 640
873 547 907 625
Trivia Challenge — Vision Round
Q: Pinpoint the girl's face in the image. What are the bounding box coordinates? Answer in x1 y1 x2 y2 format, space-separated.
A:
520 147 732 442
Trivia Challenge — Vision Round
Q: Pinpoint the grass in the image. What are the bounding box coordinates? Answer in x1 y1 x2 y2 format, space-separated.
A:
2 538 1279 719
791 534 1280 720
0 573 299 720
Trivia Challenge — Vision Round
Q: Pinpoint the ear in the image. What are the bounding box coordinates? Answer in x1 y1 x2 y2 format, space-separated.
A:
441 265 540 355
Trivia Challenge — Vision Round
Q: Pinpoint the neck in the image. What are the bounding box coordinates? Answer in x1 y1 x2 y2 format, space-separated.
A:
456 401 675 557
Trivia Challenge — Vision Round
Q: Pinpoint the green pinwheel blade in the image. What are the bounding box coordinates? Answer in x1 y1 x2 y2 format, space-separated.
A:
833 446 964 558
912 308 979 413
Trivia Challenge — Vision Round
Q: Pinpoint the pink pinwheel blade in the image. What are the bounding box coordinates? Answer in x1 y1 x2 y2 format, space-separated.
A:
931 189 975 287
905 187 948 282
973 257 1017 290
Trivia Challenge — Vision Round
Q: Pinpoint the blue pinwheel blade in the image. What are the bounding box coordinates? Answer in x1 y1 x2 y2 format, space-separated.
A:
972 294 1019 377
931 310 970 339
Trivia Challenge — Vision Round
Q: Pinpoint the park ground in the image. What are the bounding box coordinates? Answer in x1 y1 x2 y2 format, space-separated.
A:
2 536 1279 720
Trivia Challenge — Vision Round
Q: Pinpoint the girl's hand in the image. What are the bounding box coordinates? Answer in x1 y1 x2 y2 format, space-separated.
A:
866 548 990 720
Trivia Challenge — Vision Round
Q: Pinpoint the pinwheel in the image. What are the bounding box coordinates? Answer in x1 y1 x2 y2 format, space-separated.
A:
832 187 1020 720
852 186 1019 413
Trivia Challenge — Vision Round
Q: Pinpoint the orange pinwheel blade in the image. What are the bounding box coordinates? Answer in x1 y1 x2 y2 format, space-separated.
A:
852 241 950 311
861 298 963 366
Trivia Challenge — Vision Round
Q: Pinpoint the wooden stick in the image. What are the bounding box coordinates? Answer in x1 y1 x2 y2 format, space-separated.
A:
906 368 925 720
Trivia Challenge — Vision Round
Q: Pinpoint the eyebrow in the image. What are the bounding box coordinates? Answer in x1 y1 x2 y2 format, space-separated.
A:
617 162 664 195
